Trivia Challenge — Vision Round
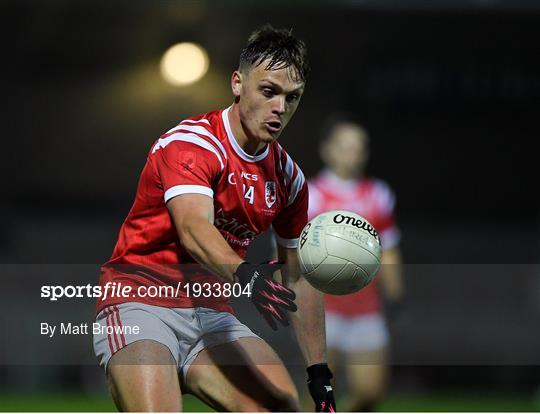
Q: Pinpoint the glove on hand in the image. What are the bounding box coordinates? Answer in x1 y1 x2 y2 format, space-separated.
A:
307 363 336 412
235 262 297 330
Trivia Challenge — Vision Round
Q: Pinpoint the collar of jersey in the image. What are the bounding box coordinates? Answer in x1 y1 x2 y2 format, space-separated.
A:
320 169 361 192
222 106 269 163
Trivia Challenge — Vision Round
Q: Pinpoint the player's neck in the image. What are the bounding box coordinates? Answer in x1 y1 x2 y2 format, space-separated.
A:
227 105 266 155
328 168 363 181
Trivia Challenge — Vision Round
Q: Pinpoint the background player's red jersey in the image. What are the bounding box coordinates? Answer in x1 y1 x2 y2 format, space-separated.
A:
308 170 400 316
98 107 308 313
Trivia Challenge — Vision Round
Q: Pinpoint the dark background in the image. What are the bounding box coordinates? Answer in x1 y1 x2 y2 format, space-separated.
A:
2 0 540 409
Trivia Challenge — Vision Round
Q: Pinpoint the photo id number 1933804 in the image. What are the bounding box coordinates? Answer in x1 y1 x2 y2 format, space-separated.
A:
184 282 251 298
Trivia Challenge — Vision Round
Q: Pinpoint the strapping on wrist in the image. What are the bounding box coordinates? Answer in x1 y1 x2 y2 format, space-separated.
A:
234 262 251 285
307 363 333 379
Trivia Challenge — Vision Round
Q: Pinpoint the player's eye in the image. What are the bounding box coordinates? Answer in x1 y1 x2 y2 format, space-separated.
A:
286 94 299 103
262 88 275 98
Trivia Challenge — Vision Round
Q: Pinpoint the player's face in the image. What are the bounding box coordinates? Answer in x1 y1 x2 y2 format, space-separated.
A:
232 62 305 144
322 123 369 178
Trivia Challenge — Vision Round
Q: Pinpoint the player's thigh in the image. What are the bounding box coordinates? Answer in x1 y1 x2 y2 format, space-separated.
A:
107 339 182 412
93 303 184 412
185 336 299 412
345 347 389 398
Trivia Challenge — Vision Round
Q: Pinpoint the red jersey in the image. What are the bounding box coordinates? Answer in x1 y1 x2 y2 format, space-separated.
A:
308 170 400 316
98 107 308 314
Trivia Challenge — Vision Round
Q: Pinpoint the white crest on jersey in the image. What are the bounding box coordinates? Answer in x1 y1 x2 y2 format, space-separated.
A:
265 181 277 208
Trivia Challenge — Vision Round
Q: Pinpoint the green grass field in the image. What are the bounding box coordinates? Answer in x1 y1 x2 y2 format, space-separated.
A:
0 392 538 412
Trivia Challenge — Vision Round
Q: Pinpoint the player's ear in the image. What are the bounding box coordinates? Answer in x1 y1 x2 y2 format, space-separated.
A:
231 70 243 99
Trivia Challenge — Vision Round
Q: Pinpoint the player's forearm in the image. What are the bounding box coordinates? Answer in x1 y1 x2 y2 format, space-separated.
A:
177 218 243 282
278 245 327 365
288 276 327 366
380 247 405 301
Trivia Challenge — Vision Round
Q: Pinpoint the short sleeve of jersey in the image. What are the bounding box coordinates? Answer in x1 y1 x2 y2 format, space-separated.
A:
273 182 308 249
153 140 222 203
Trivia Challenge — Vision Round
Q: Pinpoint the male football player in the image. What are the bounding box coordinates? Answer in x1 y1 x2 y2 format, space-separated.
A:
93 25 336 412
308 118 405 411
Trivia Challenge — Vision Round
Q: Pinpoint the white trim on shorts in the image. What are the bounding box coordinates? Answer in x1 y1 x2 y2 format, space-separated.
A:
93 302 259 378
325 311 389 353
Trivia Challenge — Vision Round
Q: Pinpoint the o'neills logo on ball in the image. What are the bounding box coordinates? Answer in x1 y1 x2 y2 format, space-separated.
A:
333 214 381 245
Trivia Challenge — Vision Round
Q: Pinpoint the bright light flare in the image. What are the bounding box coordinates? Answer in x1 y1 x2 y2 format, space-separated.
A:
160 42 209 86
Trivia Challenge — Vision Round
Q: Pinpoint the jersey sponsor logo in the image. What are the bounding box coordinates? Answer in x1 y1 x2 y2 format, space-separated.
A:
214 208 256 243
265 181 277 208
227 172 258 185
228 172 258 205
333 213 381 244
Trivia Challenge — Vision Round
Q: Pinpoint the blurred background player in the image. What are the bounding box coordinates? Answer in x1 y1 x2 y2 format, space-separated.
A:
308 117 405 411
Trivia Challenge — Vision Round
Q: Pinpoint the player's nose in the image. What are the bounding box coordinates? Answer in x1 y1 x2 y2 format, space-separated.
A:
272 96 286 115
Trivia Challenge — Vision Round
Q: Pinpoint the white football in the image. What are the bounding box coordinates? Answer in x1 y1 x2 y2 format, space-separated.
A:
297 210 382 295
